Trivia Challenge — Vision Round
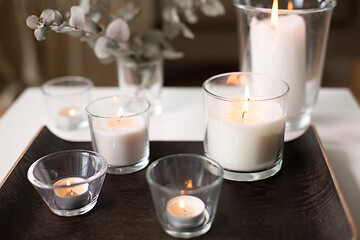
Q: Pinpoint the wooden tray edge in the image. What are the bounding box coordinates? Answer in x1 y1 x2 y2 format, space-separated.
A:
312 126 358 240
0 126 45 189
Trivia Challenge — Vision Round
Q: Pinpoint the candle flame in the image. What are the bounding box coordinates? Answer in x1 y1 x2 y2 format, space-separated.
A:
179 200 185 209
185 180 193 189
117 107 124 117
226 74 246 86
288 0 293 10
271 0 279 27
66 180 71 186
68 108 77 117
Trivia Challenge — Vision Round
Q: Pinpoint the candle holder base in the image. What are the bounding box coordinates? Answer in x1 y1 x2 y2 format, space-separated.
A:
223 160 282 182
286 112 311 133
107 157 149 175
165 222 212 239
51 197 97 217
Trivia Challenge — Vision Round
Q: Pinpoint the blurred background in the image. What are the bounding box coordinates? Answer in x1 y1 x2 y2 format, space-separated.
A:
0 0 359 116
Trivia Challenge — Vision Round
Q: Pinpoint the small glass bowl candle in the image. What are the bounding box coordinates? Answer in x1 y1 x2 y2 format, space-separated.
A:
41 76 93 130
86 95 150 174
146 154 223 239
27 150 107 217
203 72 289 181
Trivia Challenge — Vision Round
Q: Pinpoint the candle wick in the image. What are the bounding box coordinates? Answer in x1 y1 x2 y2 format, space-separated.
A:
65 189 78 197
242 111 247 119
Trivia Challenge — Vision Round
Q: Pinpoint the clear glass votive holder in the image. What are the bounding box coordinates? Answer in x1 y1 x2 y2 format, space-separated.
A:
27 150 107 217
41 76 93 130
117 58 163 116
86 95 150 174
146 154 223 239
203 72 289 181
233 0 336 132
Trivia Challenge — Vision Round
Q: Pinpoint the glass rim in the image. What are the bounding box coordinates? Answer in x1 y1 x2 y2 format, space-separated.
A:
27 150 107 189
202 72 290 102
119 57 163 67
233 0 336 14
41 76 93 97
145 154 224 194
86 95 151 119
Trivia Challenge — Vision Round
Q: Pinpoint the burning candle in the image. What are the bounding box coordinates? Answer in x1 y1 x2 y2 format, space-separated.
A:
206 77 286 172
166 195 205 229
250 0 306 118
92 108 148 167
53 177 89 209
58 106 84 129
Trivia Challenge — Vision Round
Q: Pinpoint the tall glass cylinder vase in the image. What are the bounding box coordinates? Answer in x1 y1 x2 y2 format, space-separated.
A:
233 0 336 132
117 58 163 116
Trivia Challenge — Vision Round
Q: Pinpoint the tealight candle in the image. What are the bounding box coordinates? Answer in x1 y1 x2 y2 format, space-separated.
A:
166 195 205 229
58 106 84 129
53 177 89 209
92 111 147 167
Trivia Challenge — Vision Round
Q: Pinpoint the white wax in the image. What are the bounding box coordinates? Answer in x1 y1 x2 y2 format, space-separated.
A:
57 106 84 129
166 195 205 229
92 115 148 167
53 177 89 209
250 15 306 118
205 101 285 172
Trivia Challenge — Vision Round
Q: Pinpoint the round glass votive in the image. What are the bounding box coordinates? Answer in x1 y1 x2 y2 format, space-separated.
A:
41 76 93 130
203 72 289 181
146 154 223 239
27 150 107 217
233 0 336 132
86 95 150 174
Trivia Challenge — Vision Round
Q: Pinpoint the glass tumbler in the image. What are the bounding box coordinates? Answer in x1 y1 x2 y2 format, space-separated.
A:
86 95 150 174
41 76 93 130
146 154 223 239
203 72 289 181
233 0 336 132
27 150 107 217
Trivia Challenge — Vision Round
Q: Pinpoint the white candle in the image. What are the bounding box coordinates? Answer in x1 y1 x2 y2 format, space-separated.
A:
92 114 147 167
58 106 84 129
166 195 205 229
250 9 306 118
206 95 286 172
53 177 89 209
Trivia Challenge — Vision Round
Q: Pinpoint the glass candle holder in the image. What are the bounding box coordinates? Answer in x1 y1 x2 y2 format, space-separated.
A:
41 76 93 130
233 0 336 132
86 95 150 174
117 58 163 116
146 154 223 239
203 72 289 181
27 150 107 217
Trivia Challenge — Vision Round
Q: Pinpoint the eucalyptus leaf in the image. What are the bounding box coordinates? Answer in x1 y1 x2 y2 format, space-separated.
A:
54 25 75 33
117 2 140 23
142 30 164 44
162 49 184 59
162 6 180 24
69 6 85 30
174 0 193 9
40 9 55 26
200 0 225 17
163 22 180 39
79 0 91 14
105 18 130 43
84 17 101 34
94 37 112 59
184 9 198 24
180 23 195 39
34 28 48 41
53 10 63 25
26 15 39 29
